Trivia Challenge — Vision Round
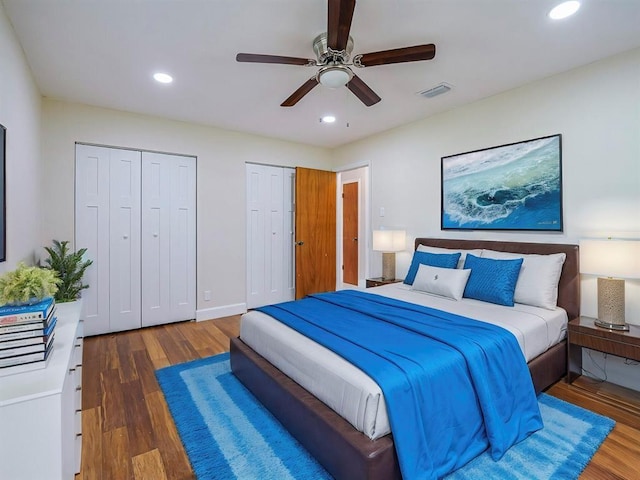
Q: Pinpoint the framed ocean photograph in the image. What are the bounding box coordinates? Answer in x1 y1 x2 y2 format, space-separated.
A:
441 134 563 231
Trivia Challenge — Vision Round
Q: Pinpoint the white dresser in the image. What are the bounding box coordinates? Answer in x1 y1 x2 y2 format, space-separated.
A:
0 301 84 480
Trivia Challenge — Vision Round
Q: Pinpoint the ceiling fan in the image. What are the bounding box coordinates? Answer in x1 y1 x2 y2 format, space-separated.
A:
236 0 436 107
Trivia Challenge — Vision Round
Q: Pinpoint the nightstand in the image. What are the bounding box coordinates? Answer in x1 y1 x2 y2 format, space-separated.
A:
567 316 640 383
366 277 402 288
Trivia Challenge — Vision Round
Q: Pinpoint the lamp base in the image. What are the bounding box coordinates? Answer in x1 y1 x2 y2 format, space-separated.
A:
381 252 396 280
596 277 627 331
594 319 630 331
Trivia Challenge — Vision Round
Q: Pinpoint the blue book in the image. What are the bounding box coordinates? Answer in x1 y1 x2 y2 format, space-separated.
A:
43 316 57 337
0 297 55 325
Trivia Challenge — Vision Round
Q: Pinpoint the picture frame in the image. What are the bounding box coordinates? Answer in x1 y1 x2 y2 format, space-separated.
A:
0 124 5 261
441 134 563 231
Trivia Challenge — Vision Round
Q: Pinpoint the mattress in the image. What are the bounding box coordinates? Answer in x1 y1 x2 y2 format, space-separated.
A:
239 283 567 440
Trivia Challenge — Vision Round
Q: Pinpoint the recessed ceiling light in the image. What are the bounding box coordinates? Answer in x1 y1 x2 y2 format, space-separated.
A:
153 72 173 84
549 1 580 20
320 115 336 124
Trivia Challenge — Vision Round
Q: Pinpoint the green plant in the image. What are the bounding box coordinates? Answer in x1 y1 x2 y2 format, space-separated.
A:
43 240 93 303
0 263 60 305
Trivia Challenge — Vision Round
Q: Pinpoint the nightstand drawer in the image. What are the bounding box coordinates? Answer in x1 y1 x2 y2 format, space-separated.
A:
567 316 640 383
570 330 640 362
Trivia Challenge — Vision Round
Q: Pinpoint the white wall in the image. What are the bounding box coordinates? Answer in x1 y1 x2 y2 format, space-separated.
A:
0 4 42 272
40 100 332 318
331 48 640 390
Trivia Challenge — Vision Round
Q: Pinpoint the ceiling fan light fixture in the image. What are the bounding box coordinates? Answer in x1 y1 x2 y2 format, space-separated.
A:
317 66 353 88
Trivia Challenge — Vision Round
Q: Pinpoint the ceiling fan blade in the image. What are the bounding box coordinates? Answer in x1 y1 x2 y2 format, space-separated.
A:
327 0 356 51
356 44 436 67
347 74 381 107
281 78 319 107
236 53 314 66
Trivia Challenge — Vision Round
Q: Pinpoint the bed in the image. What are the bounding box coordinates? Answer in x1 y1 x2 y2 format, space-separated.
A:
230 238 579 480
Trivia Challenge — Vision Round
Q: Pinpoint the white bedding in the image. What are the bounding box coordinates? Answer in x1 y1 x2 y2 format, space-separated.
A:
239 283 567 440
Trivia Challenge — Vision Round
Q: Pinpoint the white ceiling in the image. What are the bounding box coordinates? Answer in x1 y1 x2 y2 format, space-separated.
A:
3 0 640 148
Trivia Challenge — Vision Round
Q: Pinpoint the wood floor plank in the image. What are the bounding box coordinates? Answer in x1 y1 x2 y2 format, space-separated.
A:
145 390 195 480
102 334 121 371
132 349 161 396
132 449 168 480
79 315 640 480
210 315 240 341
100 368 127 432
80 407 103 480
82 337 103 410
176 321 227 356
140 327 170 369
102 426 132 480
117 333 140 383
194 318 236 352
155 324 199 365
121 378 156 457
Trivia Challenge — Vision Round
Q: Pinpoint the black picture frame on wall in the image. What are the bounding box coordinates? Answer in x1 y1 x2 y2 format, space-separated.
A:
441 134 563 231
0 124 5 261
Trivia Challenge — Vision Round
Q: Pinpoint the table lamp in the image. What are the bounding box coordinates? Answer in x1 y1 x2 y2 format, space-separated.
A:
579 238 640 331
372 230 406 280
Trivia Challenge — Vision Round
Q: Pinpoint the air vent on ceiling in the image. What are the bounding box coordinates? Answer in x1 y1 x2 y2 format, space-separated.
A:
417 82 452 99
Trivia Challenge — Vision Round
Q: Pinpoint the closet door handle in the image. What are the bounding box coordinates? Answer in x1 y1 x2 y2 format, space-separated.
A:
153 233 159 238
123 235 128 239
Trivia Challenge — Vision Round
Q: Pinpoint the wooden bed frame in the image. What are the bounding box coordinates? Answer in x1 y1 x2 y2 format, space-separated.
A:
230 238 579 480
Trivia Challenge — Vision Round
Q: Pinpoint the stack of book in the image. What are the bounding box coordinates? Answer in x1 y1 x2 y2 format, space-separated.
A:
0 297 57 376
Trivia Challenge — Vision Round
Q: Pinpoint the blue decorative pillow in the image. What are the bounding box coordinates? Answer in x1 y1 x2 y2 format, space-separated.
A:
404 251 461 285
462 254 523 306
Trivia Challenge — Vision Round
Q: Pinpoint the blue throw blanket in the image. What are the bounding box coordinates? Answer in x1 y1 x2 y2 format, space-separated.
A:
257 290 542 480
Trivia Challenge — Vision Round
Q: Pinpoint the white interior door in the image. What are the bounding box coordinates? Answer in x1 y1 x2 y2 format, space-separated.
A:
108 149 142 333
246 164 294 308
75 144 111 336
141 152 196 327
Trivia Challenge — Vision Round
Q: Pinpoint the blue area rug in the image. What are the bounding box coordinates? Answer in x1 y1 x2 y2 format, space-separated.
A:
155 353 615 480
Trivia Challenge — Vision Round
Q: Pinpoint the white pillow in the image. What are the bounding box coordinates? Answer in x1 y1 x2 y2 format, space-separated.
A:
417 245 483 269
480 249 566 310
411 264 471 301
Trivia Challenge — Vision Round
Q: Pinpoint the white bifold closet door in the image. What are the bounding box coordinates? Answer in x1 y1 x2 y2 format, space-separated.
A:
246 164 295 309
141 152 196 327
75 144 196 336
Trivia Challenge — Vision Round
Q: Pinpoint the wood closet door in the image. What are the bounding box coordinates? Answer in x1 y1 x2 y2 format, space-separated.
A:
295 167 336 299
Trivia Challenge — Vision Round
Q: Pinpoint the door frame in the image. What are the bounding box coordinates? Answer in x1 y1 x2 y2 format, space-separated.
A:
336 164 370 289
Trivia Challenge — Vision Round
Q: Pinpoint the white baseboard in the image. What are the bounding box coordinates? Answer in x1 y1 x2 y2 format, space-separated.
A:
196 302 247 322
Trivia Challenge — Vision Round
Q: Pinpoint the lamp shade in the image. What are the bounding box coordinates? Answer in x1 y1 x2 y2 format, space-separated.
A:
372 230 406 253
579 238 640 279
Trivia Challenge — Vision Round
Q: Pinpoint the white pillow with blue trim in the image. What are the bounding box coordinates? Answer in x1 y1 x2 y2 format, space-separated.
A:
411 264 471 301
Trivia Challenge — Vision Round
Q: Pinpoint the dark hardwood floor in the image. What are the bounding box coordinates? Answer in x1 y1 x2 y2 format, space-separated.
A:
77 316 640 480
